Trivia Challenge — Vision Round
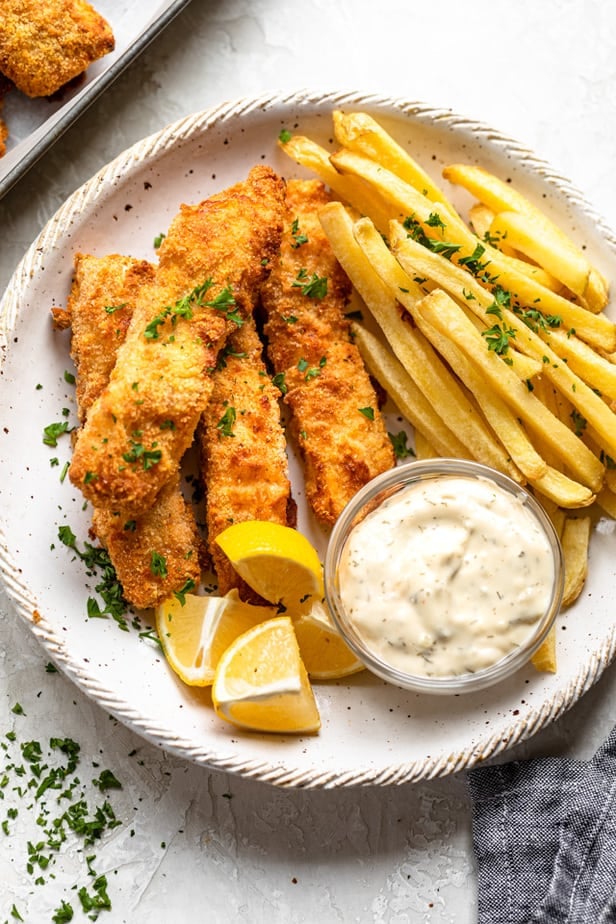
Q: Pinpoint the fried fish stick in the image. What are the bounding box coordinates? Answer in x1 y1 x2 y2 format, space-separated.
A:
261 179 395 526
199 316 295 594
60 252 204 609
0 0 114 98
64 253 155 424
69 166 286 517
91 475 203 611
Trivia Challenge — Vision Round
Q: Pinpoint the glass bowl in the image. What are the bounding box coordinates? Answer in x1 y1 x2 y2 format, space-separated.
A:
324 458 565 695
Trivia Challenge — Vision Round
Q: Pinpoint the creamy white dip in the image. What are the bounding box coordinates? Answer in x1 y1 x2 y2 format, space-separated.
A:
338 475 554 678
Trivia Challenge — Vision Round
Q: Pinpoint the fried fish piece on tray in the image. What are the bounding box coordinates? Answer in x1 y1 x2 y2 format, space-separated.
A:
0 0 115 98
69 166 286 517
58 252 204 610
261 179 395 526
199 314 295 595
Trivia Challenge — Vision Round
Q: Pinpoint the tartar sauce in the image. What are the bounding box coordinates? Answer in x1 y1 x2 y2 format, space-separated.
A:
338 475 555 678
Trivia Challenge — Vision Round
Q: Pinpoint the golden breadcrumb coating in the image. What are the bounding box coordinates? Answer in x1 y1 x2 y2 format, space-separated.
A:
59 251 204 609
65 253 156 424
261 179 395 525
69 166 286 517
0 0 114 98
199 315 295 595
91 475 205 611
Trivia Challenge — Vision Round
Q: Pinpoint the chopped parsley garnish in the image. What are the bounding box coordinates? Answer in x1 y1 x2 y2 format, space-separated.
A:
570 409 587 436
122 440 162 470
43 421 73 447
514 306 562 332
150 551 168 578
173 578 196 606
153 232 166 249
485 285 511 319
292 268 328 299
103 303 127 315
216 406 236 437
272 372 288 395
388 430 415 459
144 279 241 339
481 322 517 356
2 699 124 918
63 370 76 385
58 526 129 629
290 218 308 248
358 406 375 420
278 129 292 144
425 212 447 230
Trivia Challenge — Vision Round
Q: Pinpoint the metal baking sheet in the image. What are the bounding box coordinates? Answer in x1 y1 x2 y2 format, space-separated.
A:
0 0 192 200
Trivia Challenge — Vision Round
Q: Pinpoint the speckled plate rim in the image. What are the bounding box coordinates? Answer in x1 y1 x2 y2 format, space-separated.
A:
1 89 616 789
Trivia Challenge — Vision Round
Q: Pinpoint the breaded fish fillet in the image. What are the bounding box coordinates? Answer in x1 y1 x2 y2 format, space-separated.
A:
91 475 203 611
0 0 114 98
65 253 155 424
261 179 395 525
59 252 204 609
69 166 286 517
199 315 295 595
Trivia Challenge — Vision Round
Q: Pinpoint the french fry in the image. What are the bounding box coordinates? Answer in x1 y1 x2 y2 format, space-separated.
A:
531 629 557 673
596 485 616 518
278 135 393 233
542 328 616 402
351 218 521 478
470 203 562 290
410 308 548 482
331 149 616 351
388 222 616 466
490 210 590 300
414 429 438 460
530 467 595 510
351 322 470 459
332 109 452 207
411 288 603 491
561 516 592 607
317 202 470 459
442 162 608 312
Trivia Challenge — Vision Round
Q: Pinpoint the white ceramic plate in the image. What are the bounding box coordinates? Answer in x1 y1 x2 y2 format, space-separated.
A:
1 90 615 789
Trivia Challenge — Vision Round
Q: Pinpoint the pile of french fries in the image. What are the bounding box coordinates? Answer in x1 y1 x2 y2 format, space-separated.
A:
280 110 616 673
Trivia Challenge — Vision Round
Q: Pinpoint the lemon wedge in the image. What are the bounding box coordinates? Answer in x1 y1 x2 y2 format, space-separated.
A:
294 601 365 680
155 589 277 686
211 615 321 734
214 521 324 613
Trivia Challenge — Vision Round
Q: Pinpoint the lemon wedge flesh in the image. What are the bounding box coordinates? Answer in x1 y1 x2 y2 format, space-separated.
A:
155 589 277 686
294 601 365 680
211 615 321 734
214 521 324 613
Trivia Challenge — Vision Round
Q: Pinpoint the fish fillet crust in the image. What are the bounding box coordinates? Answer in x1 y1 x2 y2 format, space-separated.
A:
261 179 395 525
0 0 114 98
199 315 295 595
69 166 286 517
60 252 204 609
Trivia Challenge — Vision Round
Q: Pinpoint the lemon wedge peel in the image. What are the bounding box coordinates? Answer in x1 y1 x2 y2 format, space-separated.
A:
214 521 324 613
155 589 276 687
293 601 365 681
211 615 321 734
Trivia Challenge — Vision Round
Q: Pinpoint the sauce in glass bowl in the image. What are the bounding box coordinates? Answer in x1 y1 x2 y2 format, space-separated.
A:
325 459 564 694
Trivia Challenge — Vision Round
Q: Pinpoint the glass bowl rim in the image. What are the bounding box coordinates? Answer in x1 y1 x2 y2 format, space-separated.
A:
323 458 565 695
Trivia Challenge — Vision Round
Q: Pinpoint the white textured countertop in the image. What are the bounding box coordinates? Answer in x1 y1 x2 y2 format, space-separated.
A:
2 1 616 921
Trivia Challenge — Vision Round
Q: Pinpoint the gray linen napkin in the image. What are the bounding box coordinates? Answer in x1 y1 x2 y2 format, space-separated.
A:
467 726 616 923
